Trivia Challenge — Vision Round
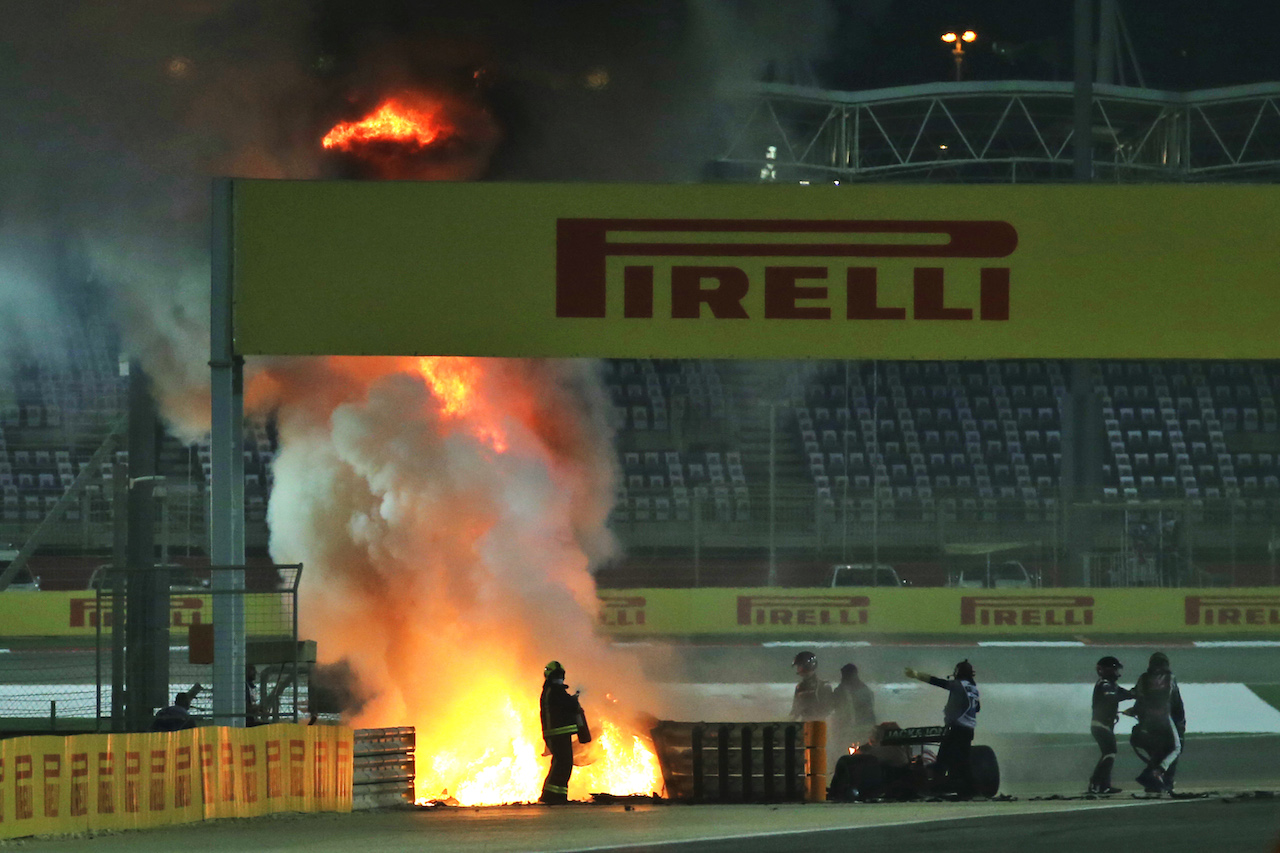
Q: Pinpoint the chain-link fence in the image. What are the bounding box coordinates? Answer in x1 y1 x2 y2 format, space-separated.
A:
0 565 303 735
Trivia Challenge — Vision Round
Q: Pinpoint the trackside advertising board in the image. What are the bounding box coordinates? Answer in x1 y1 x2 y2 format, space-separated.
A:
230 181 1280 359
1 590 1277 638
0 592 288 638
597 588 1280 637
0 724 351 839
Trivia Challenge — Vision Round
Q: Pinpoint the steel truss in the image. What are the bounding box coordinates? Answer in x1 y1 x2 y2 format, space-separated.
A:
715 80 1280 183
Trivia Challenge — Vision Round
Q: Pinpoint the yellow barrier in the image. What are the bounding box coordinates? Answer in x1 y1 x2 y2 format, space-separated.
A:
598 588 1280 637
0 724 352 839
0 592 288 639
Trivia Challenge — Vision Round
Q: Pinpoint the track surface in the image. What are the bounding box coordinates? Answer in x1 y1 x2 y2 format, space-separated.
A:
5 797 1278 853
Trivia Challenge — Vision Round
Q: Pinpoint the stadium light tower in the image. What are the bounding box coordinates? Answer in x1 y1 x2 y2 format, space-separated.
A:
942 30 977 81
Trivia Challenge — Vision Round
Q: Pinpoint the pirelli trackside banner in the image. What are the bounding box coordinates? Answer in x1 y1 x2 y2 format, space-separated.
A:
0 593 288 638
230 181 1280 359
0 724 351 840
597 588 1280 637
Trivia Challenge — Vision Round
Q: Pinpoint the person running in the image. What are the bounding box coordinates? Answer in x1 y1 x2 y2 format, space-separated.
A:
1088 656 1134 794
905 660 981 798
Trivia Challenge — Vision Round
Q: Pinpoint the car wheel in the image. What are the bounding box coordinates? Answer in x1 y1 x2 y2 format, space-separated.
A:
970 745 1000 797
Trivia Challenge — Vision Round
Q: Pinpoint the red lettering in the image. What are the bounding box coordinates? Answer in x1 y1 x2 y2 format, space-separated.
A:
43 754 61 819
769 609 793 625
242 745 258 804
846 267 906 319
289 740 307 798
1021 609 1041 625
124 752 140 813
980 268 1010 320
764 267 829 319
15 755 33 820
671 266 749 319
220 743 236 802
97 752 115 815
175 745 193 808
1220 608 1241 625
314 742 330 799
266 741 282 799
150 750 167 812
913 268 972 320
623 266 654 318
200 744 216 806
797 609 816 625
1246 609 1264 625
70 753 88 817
994 610 1016 626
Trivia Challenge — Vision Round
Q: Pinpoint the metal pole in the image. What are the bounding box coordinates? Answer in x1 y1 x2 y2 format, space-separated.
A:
1096 0 1118 84
841 361 849 562
768 402 777 586
1073 0 1095 180
211 178 246 727
693 498 701 587
871 364 879 572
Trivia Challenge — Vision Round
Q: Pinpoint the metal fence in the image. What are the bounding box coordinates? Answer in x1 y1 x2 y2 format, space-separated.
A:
0 564 304 735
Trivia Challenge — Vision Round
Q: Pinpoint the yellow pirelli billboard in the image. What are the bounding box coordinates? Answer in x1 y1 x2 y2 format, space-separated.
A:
0 593 289 639
597 588 1280 637
230 181 1280 359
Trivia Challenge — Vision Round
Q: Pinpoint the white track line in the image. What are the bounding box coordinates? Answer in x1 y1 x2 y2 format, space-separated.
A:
978 641 1086 647
1194 641 1280 648
761 641 872 648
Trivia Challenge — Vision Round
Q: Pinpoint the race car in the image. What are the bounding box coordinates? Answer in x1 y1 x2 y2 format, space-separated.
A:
828 723 1000 801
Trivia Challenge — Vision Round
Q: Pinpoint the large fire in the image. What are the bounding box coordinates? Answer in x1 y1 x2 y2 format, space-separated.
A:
260 355 664 806
322 96 451 152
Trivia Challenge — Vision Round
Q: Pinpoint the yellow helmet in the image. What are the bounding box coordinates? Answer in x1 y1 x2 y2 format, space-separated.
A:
543 660 564 678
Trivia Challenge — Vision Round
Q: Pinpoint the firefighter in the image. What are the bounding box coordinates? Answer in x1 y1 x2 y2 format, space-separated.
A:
1128 651 1185 793
790 650 834 721
540 660 587 804
1088 656 1134 794
905 660 980 798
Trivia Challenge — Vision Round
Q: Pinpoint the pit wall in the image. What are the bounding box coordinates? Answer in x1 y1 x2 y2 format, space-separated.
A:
596 588 1280 637
0 723 352 840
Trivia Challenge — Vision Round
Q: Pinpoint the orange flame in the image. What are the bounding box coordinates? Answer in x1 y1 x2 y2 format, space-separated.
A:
323 97 450 152
417 356 508 452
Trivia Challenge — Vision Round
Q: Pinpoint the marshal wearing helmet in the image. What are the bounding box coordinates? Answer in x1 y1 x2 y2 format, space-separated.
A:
539 660 591 804
1088 655 1135 794
790 650 834 721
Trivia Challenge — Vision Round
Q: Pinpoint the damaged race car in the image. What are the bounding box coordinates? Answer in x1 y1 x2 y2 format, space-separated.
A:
828 722 1000 801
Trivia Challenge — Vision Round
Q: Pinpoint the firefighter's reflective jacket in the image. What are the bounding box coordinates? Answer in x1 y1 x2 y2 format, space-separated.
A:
541 678 581 739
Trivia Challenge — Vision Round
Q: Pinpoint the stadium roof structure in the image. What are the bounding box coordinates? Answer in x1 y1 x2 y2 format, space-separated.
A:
714 80 1280 183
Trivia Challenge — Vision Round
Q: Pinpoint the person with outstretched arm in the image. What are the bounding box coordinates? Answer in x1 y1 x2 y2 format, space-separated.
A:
904 660 981 798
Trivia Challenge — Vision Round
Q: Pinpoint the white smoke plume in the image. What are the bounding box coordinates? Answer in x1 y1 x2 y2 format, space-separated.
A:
255 355 662 800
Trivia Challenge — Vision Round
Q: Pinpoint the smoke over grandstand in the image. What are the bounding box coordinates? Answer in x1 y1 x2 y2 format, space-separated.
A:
0 0 844 799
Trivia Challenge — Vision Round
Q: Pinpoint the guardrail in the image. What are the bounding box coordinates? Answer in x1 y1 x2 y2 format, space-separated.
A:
353 727 415 810
649 720 825 803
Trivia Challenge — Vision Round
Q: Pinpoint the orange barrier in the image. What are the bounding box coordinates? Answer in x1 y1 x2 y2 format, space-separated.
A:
0 724 351 839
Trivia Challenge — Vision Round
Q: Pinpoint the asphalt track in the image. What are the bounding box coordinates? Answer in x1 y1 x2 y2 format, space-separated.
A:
4 797 1279 853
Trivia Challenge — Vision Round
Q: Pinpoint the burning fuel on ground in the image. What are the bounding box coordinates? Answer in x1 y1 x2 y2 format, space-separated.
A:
257 356 665 805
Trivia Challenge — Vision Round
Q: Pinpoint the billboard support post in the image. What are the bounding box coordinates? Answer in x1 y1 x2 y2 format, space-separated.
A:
211 178 246 727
